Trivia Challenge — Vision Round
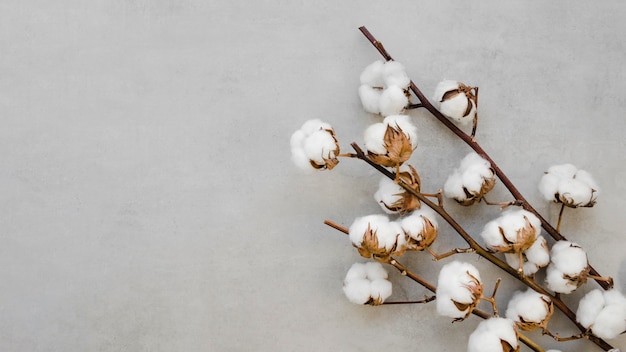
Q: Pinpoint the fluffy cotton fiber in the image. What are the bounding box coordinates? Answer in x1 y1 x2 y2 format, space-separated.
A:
343 262 392 305
538 163 600 207
467 317 519 352
358 60 411 116
576 289 626 339
436 261 482 319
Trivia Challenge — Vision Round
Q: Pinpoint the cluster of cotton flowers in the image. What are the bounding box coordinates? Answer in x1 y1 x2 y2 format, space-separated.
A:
545 240 590 294
467 317 519 352
349 210 439 260
343 262 392 305
358 60 411 116
443 152 495 205
480 209 545 274
364 114 418 168
539 164 600 207
290 119 340 172
432 80 478 126
374 165 421 214
576 288 626 339
436 261 484 321
505 288 553 332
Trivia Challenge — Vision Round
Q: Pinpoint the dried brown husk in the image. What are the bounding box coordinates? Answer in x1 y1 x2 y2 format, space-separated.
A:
406 215 438 251
380 165 422 213
563 265 592 289
308 128 340 170
490 215 538 254
451 271 484 321
354 223 406 261
368 124 414 168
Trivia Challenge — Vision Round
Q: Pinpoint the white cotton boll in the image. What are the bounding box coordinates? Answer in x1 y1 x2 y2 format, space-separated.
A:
467 318 518 352
550 241 588 275
364 122 387 155
348 214 390 248
383 115 418 145
440 94 473 124
401 208 438 241
545 265 577 294
344 263 368 282
360 60 385 87
460 167 486 194
371 220 404 251
303 130 337 164
374 177 404 214
505 289 550 324
370 279 393 302
343 278 372 304
498 209 539 244
379 86 408 116
364 262 388 281
382 61 410 89
557 178 593 206
436 261 481 317
358 85 382 114
577 289 606 329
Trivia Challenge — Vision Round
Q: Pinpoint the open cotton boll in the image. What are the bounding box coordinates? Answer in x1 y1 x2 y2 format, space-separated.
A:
550 241 588 275
384 115 418 145
432 80 477 125
382 61 410 89
358 85 382 114
379 86 408 116
400 208 438 241
436 261 483 319
303 129 339 165
539 163 599 207
343 262 392 305
360 60 385 87
348 214 390 248
348 214 407 259
467 318 519 352
577 289 626 339
480 209 540 255
290 119 339 171
505 289 552 329
432 80 460 106
363 123 388 155
557 178 593 206
444 152 495 205
546 264 578 294
374 177 404 214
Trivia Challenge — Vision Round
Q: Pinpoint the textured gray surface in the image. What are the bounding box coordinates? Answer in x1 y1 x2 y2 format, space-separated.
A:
1 1 625 351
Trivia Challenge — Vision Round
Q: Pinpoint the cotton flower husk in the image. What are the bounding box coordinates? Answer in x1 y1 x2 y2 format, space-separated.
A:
433 80 478 126
505 288 553 331
436 261 483 320
290 119 340 171
545 241 590 294
364 115 417 168
443 152 495 205
577 289 626 339
343 262 393 305
538 164 600 207
374 164 421 214
400 207 438 251
467 317 520 352
504 235 550 276
348 215 407 260
480 209 541 255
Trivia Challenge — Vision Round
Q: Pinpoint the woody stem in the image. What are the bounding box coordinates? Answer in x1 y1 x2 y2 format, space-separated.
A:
556 203 566 233
358 25 611 291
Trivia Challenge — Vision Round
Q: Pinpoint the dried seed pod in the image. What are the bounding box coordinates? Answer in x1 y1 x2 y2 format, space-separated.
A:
539 164 600 208
374 164 421 214
364 115 417 168
444 152 495 206
545 241 591 294
290 119 340 171
436 261 484 320
433 80 478 125
400 207 438 251
348 215 407 261
343 262 392 306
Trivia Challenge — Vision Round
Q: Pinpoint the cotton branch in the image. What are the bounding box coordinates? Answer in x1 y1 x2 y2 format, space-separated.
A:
358 25 612 291
348 142 615 352
323 219 545 352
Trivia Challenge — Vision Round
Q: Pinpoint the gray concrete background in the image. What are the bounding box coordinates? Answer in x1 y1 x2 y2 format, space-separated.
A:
1 1 625 351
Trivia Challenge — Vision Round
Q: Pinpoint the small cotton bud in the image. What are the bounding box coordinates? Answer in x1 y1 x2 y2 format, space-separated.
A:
374 164 421 214
432 80 478 126
576 288 626 339
343 262 393 305
443 152 495 205
539 164 600 207
545 241 590 294
290 119 340 172
348 215 407 260
467 317 519 352
364 115 417 168
505 288 553 331
436 261 483 320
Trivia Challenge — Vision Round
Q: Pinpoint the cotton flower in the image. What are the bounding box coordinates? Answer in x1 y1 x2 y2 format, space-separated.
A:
545 240 590 294
480 209 542 273
577 289 626 339
503 235 550 276
539 164 600 208
467 317 520 352
436 261 484 320
290 119 340 171
432 80 478 126
505 288 553 332
443 152 495 205
358 60 411 116
374 164 421 214
364 115 417 168
400 207 438 251
343 262 392 305
348 214 407 260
